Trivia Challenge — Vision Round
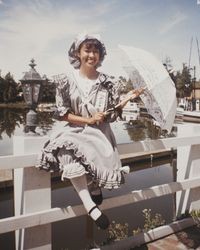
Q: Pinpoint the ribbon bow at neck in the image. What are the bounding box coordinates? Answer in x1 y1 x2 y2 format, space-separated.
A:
80 100 97 118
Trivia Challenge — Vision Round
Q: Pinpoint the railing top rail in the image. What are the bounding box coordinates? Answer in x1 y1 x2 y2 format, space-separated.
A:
1 134 200 170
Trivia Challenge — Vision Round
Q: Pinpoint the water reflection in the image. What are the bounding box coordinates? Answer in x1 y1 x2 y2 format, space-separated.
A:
0 109 25 139
0 108 174 141
0 187 15 250
37 111 55 135
124 119 161 141
0 108 55 139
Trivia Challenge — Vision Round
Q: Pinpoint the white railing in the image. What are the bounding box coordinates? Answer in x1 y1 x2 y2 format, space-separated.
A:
0 124 200 250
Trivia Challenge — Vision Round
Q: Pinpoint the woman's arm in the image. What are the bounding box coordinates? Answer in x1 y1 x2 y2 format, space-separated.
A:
60 112 105 125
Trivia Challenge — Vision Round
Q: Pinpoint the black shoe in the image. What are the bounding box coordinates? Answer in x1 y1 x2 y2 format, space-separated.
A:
88 206 110 230
91 188 103 205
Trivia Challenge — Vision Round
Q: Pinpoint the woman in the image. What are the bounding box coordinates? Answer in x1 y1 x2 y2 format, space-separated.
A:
36 33 143 230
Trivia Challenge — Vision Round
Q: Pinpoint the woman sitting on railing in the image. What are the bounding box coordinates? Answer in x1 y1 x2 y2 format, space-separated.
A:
36 33 143 230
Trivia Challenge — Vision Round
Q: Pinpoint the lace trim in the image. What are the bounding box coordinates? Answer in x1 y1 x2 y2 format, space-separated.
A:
36 140 125 189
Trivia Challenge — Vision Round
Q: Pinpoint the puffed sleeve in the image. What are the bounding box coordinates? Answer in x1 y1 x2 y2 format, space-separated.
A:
53 74 73 119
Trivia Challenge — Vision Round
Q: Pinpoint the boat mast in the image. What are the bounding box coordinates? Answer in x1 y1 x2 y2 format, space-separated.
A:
188 37 200 105
188 37 193 68
196 37 200 67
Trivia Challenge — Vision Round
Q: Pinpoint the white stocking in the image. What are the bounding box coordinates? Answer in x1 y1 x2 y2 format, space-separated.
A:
70 175 101 221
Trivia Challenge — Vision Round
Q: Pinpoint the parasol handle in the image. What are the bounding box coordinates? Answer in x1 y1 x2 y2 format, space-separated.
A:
104 87 146 116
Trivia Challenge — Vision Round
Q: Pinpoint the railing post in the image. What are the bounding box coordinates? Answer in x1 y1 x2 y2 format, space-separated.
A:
176 124 200 217
13 135 51 250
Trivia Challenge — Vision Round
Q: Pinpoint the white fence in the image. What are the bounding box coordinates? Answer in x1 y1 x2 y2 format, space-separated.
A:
1 124 200 250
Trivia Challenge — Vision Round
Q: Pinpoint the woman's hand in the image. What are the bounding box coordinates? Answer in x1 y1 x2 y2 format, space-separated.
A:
88 112 105 125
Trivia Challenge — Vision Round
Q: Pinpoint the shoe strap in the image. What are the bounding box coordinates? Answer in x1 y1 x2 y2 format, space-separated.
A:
88 205 98 215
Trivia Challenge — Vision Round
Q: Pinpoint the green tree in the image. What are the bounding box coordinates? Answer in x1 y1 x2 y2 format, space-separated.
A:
119 76 133 93
0 108 25 138
3 72 18 103
16 82 23 102
175 65 192 98
40 78 56 103
0 76 5 103
163 58 193 98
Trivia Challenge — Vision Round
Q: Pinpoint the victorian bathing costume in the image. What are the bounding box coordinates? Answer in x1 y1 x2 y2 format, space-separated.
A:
36 70 128 189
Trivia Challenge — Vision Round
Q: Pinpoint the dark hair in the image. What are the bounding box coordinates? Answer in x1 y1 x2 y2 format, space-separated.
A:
78 39 105 63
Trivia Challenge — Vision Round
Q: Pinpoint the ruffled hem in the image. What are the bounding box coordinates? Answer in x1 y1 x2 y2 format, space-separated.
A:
36 139 125 189
61 163 86 180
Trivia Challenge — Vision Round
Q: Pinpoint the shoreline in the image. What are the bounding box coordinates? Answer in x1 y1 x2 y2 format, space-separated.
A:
0 102 56 110
0 102 28 109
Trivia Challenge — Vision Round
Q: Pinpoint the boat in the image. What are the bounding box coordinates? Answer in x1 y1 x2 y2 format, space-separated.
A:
122 101 140 122
175 105 200 123
175 107 184 121
123 101 139 112
182 110 200 123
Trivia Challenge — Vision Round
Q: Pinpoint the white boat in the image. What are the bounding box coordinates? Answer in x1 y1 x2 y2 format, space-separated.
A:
122 111 139 122
182 110 200 122
122 101 140 121
123 101 139 112
175 107 184 121
175 105 200 123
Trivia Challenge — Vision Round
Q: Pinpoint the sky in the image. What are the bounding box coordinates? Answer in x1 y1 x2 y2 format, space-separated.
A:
0 0 200 81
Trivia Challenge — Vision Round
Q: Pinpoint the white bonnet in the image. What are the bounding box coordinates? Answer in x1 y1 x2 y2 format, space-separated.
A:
68 32 107 69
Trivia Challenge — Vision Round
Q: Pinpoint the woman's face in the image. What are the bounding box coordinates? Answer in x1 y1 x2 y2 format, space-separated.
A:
78 42 100 69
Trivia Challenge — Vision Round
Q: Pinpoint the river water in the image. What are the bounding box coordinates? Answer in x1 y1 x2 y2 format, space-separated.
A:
0 108 177 250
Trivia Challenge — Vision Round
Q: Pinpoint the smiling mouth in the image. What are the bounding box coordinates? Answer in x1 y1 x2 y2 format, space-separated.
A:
87 60 96 64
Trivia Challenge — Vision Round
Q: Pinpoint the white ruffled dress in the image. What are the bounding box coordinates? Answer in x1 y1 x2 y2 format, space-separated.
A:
36 70 127 189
